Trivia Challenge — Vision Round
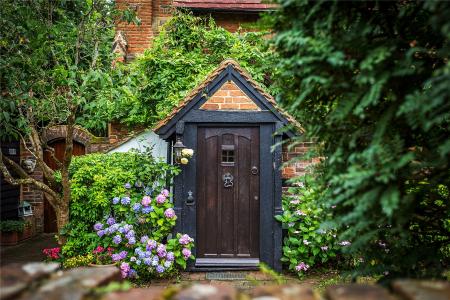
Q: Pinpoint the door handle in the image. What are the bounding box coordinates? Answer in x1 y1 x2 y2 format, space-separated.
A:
251 166 259 175
186 191 195 206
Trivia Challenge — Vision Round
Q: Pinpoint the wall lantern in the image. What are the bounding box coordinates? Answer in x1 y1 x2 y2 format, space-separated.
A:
173 137 187 164
21 158 36 174
18 201 33 217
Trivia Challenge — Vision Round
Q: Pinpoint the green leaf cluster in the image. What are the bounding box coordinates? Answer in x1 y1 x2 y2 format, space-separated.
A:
109 11 279 126
273 0 450 278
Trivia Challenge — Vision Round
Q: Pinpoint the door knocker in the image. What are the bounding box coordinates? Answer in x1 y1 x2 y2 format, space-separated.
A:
222 173 234 188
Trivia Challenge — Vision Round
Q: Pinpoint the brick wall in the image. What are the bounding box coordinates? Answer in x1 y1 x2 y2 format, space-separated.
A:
281 141 317 182
20 141 44 233
200 81 260 111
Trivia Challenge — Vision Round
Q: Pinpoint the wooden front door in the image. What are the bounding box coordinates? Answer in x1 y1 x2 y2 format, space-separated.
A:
196 127 260 264
43 140 85 233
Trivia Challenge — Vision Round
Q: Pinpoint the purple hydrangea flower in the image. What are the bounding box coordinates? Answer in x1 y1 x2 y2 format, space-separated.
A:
128 237 136 245
157 244 167 258
125 230 135 240
178 234 193 245
147 239 157 250
106 217 116 226
93 223 103 231
97 230 105 237
124 183 131 189
109 224 119 233
112 197 120 205
166 252 175 261
113 235 122 245
111 254 121 262
142 206 153 214
123 224 133 233
144 251 151 258
120 262 130 278
161 189 169 197
141 196 151 207
132 203 141 212
119 251 127 259
182 248 191 259
121 196 131 205
164 208 176 219
156 265 165 273
140 235 149 244
156 194 166 204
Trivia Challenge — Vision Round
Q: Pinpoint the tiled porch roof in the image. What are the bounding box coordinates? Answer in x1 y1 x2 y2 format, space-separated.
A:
173 0 278 11
153 59 302 133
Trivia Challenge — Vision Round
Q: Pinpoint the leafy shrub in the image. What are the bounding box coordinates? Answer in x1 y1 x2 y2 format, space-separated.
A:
276 176 349 277
92 185 194 279
0 220 26 232
108 11 278 127
61 150 180 257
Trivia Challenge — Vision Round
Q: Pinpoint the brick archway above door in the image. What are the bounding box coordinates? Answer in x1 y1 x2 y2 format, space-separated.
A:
42 125 95 153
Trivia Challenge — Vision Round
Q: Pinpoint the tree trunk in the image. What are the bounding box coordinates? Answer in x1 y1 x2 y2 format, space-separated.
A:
55 202 69 245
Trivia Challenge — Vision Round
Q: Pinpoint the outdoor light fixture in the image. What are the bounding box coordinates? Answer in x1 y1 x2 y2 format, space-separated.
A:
173 136 186 164
18 201 33 217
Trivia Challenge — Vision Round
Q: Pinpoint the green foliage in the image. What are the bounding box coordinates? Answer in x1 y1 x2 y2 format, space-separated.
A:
0 220 26 232
109 11 278 126
276 176 344 277
63 254 94 269
62 150 180 257
0 0 138 139
273 0 450 278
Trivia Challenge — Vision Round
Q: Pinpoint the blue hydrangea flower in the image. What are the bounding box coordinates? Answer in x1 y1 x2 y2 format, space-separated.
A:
144 251 152 258
143 258 151 265
166 252 175 261
124 183 131 189
132 203 141 212
106 217 116 226
164 261 172 268
144 186 152 195
112 197 120 205
125 231 135 240
142 206 154 214
156 265 165 273
138 251 146 259
151 256 159 266
113 235 122 245
97 230 105 237
134 247 142 255
121 197 131 205
128 237 136 245
136 260 141 265
118 227 126 234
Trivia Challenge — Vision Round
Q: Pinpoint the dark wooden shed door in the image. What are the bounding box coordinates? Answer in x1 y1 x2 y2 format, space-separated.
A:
196 127 260 264
43 140 85 233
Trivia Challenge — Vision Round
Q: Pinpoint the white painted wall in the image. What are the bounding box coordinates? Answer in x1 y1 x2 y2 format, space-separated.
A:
108 130 168 161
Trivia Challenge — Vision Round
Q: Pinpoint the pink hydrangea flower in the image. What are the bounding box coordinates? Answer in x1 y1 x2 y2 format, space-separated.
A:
141 196 151 206
164 208 176 219
295 210 306 216
156 194 166 204
182 248 191 259
290 200 300 205
179 234 193 245
161 189 169 197
295 262 309 272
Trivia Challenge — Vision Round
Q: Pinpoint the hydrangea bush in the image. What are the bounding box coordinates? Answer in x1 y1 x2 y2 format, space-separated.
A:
276 175 350 277
92 184 194 278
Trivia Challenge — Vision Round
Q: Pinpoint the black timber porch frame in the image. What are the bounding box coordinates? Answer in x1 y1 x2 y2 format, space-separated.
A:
155 64 294 272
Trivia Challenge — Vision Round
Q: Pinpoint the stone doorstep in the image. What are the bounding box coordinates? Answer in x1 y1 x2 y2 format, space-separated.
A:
102 287 167 300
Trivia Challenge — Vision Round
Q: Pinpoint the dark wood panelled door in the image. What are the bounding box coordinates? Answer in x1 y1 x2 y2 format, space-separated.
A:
43 140 85 233
197 127 260 262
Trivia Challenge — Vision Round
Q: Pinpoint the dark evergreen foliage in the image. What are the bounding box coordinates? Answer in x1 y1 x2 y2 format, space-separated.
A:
273 0 450 278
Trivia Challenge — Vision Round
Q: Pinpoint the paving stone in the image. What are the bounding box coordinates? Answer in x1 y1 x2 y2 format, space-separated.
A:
391 279 450 300
250 284 317 300
173 283 237 300
23 266 121 300
0 263 59 300
102 287 166 300
325 284 395 300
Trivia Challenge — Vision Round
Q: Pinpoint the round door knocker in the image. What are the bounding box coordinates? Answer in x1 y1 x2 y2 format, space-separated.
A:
251 166 259 175
222 173 234 188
